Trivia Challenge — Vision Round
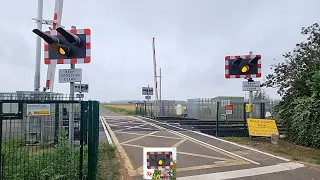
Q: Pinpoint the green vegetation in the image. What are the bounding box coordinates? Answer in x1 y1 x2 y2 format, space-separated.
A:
102 105 136 115
171 160 177 180
223 137 320 166
263 23 320 148
2 135 86 180
97 143 120 180
313 156 320 165
1 133 120 179
151 160 177 180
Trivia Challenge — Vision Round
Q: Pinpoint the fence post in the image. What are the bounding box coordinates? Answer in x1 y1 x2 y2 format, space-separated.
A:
85 102 89 145
87 100 94 180
93 101 100 178
0 102 3 179
135 104 137 114
79 101 86 180
54 103 59 144
144 103 147 116
260 102 265 119
243 103 248 137
216 101 220 137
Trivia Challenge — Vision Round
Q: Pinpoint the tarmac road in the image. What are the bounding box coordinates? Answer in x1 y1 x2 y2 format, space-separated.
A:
99 108 320 180
99 107 122 143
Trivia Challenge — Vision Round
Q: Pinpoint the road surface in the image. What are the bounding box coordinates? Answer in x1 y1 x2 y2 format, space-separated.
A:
99 107 122 143
99 108 320 180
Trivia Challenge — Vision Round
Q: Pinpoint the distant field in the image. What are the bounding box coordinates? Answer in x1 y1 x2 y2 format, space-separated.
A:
102 104 187 111
104 104 136 111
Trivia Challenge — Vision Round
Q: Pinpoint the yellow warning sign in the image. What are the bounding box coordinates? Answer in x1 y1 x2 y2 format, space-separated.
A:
246 104 252 113
247 118 279 137
27 104 50 116
34 110 50 115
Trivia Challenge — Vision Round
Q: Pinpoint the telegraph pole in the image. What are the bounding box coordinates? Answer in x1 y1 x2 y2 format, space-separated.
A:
152 38 159 117
159 68 162 116
33 0 43 92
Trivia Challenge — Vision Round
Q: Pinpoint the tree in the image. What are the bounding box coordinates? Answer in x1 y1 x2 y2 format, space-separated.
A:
253 89 270 101
263 23 320 147
244 88 270 102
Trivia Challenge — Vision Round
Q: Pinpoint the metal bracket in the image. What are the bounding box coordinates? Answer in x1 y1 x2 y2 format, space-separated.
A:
31 18 65 28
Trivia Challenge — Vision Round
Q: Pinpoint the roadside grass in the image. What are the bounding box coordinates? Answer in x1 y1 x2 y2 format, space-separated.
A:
102 104 136 115
222 137 320 166
101 104 136 111
1 135 86 180
1 133 120 180
97 143 120 180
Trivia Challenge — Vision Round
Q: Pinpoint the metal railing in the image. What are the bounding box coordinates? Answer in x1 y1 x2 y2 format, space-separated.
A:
0 92 99 180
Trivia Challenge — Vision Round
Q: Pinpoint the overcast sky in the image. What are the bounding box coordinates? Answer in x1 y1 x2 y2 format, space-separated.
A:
0 0 319 102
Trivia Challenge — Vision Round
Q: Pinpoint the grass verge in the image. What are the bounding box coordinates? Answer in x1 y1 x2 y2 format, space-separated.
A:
102 105 136 115
1 134 86 179
97 143 120 180
222 137 320 166
1 134 121 179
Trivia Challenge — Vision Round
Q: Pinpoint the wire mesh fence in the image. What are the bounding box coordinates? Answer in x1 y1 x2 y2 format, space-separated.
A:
187 97 280 121
135 96 282 137
135 100 176 117
0 92 99 180
186 97 282 137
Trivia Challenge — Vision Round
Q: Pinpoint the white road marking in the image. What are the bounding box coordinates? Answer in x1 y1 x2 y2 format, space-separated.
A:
177 162 305 180
132 116 260 165
193 131 290 161
137 116 290 162
100 116 113 145
117 123 147 131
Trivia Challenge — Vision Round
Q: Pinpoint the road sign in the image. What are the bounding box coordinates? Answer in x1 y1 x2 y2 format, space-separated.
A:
225 54 261 79
27 104 50 116
242 81 261 91
74 83 89 93
142 87 154 95
246 104 253 112
76 94 84 98
225 104 233 114
247 118 279 137
145 96 151 100
59 69 82 83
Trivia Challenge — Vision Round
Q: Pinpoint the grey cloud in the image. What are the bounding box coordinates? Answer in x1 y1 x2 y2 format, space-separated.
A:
0 30 34 68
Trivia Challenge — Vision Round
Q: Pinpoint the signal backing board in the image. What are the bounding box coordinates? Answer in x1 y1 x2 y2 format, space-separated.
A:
225 54 262 79
43 28 91 64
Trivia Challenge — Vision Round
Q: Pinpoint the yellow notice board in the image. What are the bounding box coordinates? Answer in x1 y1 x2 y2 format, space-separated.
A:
247 118 279 137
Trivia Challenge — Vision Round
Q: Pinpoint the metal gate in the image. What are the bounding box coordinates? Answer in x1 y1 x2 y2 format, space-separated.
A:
0 93 99 180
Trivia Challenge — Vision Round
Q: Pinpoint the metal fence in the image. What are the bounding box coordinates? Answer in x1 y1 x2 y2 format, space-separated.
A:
0 92 99 180
186 97 282 137
187 97 280 121
135 100 176 117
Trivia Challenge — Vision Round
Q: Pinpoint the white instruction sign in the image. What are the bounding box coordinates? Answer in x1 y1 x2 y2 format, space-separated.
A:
242 81 261 91
27 104 51 116
59 69 82 83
